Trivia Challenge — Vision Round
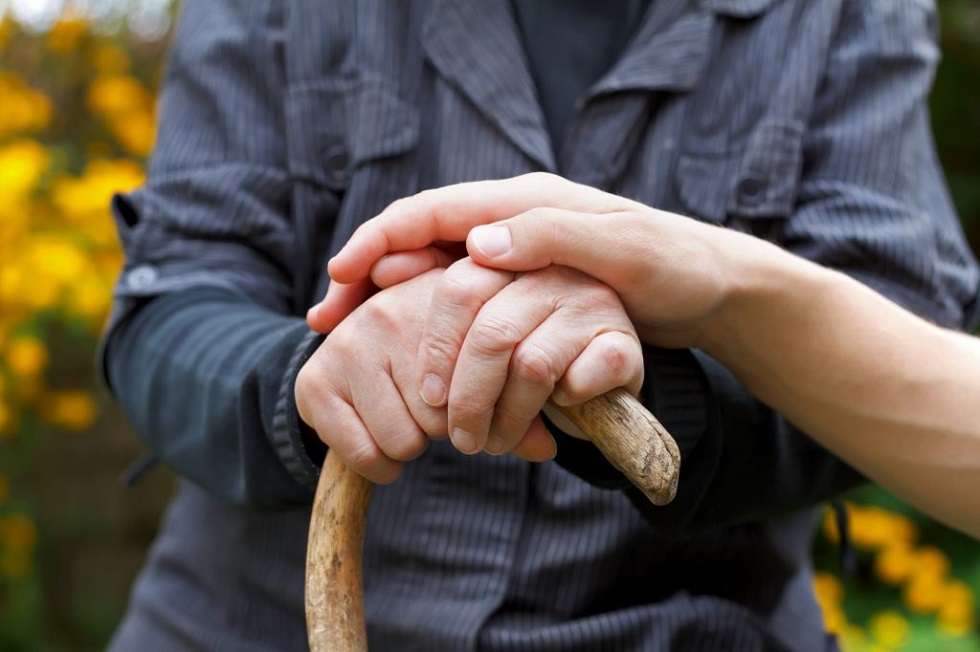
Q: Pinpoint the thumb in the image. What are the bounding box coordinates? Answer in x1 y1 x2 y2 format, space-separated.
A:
466 209 622 280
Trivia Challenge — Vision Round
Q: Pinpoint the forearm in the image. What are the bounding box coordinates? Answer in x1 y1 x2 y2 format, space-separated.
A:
104 287 325 507
703 242 980 537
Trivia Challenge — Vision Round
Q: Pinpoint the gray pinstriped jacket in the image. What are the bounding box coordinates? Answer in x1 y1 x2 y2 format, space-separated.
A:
103 0 980 650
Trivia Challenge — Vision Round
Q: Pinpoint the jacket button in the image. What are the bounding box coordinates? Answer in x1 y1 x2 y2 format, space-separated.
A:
323 146 350 183
126 265 158 290
737 176 763 205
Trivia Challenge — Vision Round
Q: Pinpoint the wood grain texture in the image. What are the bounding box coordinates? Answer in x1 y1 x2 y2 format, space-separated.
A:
554 387 680 506
306 387 680 650
306 451 373 652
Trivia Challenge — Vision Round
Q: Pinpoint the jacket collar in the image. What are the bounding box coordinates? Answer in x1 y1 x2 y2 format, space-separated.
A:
422 0 555 170
421 0 782 170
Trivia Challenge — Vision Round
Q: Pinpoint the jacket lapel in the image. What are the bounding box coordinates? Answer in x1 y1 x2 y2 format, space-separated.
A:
421 0 555 171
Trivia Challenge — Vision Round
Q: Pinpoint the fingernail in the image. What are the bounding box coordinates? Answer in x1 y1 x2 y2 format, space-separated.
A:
451 427 479 454
470 225 511 258
420 374 447 407
485 435 506 456
551 388 571 406
544 437 557 460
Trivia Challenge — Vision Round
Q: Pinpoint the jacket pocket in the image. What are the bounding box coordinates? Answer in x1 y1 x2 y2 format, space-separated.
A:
284 76 419 192
676 117 804 224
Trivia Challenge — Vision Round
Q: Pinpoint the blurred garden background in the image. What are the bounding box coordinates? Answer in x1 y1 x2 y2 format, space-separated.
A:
0 1 978 650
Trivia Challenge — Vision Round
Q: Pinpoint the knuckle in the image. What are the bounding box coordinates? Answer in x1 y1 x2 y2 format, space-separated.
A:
382 430 426 462
511 343 561 385
596 333 643 379
524 171 563 189
437 268 482 309
420 333 461 369
344 439 384 474
491 410 532 441
468 317 523 358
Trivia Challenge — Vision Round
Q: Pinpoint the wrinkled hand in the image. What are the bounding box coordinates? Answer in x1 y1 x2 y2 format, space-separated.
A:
415 258 642 457
310 173 736 351
296 272 446 483
296 266 616 481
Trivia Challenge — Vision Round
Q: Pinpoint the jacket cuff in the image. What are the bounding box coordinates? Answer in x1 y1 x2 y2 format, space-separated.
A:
268 329 328 491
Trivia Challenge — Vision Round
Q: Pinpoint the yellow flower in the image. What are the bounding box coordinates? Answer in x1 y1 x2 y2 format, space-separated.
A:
813 570 844 604
837 625 866 651
67 275 109 322
813 572 848 634
937 598 975 637
27 233 90 284
46 17 88 55
86 74 153 118
41 390 99 432
93 43 131 74
912 545 950 577
868 610 910 648
902 571 947 614
0 140 50 199
0 73 53 137
51 159 145 224
4 336 48 380
822 505 840 543
848 504 917 550
110 109 157 157
874 542 915 585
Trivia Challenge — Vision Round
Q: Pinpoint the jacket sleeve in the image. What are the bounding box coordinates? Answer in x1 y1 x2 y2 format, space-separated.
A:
556 0 980 536
99 0 327 506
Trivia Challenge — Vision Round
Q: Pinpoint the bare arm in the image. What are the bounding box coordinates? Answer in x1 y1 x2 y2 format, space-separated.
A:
706 239 980 540
315 174 980 538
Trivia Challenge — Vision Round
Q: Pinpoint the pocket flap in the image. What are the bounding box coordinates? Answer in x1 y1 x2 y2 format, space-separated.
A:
285 77 419 190
676 118 804 223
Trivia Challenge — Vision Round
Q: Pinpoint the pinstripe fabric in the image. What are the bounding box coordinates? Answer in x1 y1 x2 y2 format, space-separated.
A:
104 0 979 650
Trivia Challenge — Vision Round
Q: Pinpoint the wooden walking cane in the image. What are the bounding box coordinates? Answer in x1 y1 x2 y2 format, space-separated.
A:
305 387 681 651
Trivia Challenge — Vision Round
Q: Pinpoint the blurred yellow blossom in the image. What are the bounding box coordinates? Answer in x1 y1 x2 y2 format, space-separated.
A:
0 139 49 199
826 503 918 551
939 580 976 637
93 43 131 73
40 390 98 432
86 73 153 117
902 571 949 614
85 73 158 156
51 159 144 225
868 610 910 649
912 545 951 577
874 542 916 585
4 337 48 380
110 109 157 157
46 17 89 55
67 275 115 325
813 571 849 634
0 72 53 138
